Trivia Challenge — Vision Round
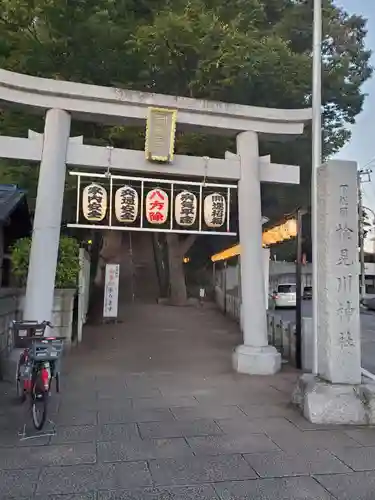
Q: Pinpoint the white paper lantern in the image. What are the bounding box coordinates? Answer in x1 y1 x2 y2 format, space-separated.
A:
204 193 226 228
82 183 107 222
115 186 138 223
145 188 169 224
175 191 197 227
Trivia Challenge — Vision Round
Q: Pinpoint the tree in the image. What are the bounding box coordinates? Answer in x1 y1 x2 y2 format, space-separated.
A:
360 208 372 245
0 0 372 302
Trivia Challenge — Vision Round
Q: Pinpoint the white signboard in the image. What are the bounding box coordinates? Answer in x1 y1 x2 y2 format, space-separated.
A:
103 264 120 318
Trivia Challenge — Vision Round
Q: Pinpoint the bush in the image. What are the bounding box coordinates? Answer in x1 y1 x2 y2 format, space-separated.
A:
11 235 80 288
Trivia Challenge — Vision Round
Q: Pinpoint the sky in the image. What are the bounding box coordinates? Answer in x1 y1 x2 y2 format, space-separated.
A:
334 1 375 250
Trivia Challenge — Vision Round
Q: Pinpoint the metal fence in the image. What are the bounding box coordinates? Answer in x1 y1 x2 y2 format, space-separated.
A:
267 313 296 365
214 285 297 366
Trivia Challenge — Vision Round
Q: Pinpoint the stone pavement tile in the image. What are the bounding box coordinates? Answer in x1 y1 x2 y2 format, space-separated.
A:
285 413 348 431
55 409 98 426
187 433 279 456
333 446 375 471
62 375 96 387
36 462 152 495
240 387 292 402
124 372 174 385
116 386 163 399
238 403 299 419
216 417 298 435
34 494 97 500
0 399 58 437
56 399 100 412
171 405 246 420
0 467 40 497
192 394 248 405
269 378 298 393
0 430 51 447
315 471 375 500
193 391 290 406
244 449 351 477
100 423 140 442
98 485 218 499
98 437 194 462
82 397 133 411
58 391 98 404
95 391 133 403
132 396 199 410
149 454 257 486
0 442 97 469
268 429 361 453
214 477 334 500
345 428 375 446
95 397 133 411
98 407 174 424
138 419 223 439
95 378 127 391
50 425 98 444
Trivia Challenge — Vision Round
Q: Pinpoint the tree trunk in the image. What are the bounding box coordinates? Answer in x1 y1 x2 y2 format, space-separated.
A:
94 231 122 286
152 234 169 297
166 234 197 306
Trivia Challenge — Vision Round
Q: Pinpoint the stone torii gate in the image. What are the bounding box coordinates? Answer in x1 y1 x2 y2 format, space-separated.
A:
0 69 311 375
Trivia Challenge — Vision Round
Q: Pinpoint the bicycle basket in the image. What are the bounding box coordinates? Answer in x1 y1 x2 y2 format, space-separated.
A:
29 338 64 362
12 321 49 349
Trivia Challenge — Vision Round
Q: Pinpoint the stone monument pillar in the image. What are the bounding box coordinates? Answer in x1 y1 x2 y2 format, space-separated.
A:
317 160 361 384
293 160 368 424
233 131 281 375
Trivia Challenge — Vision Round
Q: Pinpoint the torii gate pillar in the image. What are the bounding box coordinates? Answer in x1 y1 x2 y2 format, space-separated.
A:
233 131 281 375
23 109 71 323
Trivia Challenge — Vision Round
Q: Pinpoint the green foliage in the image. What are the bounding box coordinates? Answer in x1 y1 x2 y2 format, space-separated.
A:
10 237 30 287
11 235 80 288
0 0 372 221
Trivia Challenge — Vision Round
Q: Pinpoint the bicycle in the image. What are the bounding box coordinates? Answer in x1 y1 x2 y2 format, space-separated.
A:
13 320 65 431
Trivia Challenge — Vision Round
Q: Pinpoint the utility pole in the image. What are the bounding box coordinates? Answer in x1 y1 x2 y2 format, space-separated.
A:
358 168 372 301
295 208 307 369
311 0 322 376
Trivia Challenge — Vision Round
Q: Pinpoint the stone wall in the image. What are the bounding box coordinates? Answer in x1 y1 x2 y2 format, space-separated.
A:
0 288 76 382
17 289 76 344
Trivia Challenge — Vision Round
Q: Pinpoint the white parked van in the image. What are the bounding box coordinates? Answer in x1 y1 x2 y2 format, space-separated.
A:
272 283 297 308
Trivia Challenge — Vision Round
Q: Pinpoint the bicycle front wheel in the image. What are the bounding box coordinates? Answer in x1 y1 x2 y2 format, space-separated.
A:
16 361 26 403
30 382 48 430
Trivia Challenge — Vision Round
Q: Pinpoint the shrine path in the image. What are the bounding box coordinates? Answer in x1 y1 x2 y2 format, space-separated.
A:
0 303 375 499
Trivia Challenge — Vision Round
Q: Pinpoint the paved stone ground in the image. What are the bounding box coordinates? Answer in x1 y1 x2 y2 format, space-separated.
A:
1 303 375 499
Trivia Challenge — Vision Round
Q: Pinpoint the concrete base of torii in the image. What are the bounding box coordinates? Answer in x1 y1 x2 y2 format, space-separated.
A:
233 345 281 376
293 374 375 425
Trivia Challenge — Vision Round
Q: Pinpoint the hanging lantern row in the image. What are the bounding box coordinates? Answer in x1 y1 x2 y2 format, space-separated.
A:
82 183 227 228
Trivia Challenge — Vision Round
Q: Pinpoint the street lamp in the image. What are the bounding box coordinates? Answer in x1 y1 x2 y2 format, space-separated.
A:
311 0 322 376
